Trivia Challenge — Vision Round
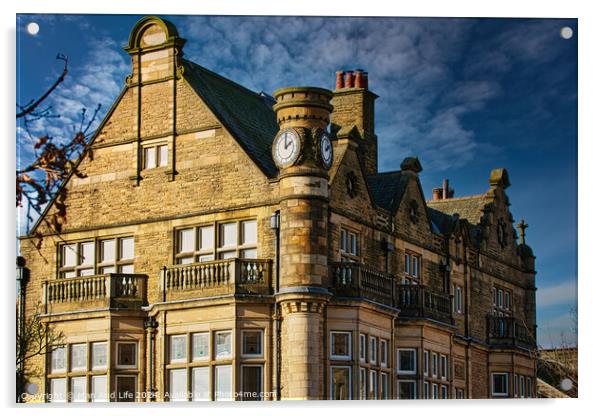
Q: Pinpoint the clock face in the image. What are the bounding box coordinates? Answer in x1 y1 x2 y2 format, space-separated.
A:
320 132 333 169
273 129 301 168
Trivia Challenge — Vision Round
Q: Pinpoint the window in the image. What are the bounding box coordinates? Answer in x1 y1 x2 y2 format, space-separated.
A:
59 236 135 276
514 374 519 398
404 254 410 274
359 368 367 400
369 370 377 400
491 373 509 397
404 252 421 283
456 388 465 399
331 366 352 400
498 290 503 308
423 350 429 376
170 335 187 363
241 365 263 401
242 330 263 357
380 340 388 367
505 292 510 310
397 380 416 399
116 342 137 369
432 352 438 378
441 355 448 380
91 375 108 402
59 242 94 277
215 331 232 359
51 346 66 373
397 348 417 375
192 367 210 401
519 375 525 398
215 365 232 401
192 333 209 361
331 331 352 360
359 334 366 362
169 369 188 402
143 144 168 169
340 228 359 260
50 378 67 403
423 381 429 399
70 344 87 371
412 256 420 278
104 237 134 274
454 286 463 313
176 220 257 264
380 373 389 399
527 377 532 398
116 375 136 402
432 383 439 399
369 337 377 364
492 288 497 306
441 384 448 399
70 377 86 402
92 342 107 370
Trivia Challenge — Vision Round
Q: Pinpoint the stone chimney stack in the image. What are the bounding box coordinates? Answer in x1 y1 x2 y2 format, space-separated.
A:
432 179 455 200
331 68 378 174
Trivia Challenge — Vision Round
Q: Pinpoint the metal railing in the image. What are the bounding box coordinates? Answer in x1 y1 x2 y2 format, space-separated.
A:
397 284 453 324
330 262 395 306
487 315 535 349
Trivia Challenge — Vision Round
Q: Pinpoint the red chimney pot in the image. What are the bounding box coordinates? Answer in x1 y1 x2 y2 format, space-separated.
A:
335 71 344 90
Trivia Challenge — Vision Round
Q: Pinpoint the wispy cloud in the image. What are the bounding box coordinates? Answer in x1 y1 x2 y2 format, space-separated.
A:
537 280 578 308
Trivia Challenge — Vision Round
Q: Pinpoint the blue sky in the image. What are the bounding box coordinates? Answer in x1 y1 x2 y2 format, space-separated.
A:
16 14 577 347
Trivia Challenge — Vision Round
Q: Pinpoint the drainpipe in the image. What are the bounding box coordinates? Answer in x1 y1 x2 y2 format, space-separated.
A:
16 256 29 403
144 317 159 401
270 211 281 400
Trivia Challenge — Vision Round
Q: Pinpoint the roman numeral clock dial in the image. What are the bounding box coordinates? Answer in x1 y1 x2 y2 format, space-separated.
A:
320 131 333 169
273 129 301 168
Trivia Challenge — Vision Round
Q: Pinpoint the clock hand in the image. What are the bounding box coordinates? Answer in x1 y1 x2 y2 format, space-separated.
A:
284 137 291 150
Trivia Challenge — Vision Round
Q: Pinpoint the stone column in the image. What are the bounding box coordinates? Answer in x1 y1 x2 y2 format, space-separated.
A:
272 87 333 399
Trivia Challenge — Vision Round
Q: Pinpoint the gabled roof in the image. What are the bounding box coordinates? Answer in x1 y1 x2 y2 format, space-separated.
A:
427 194 489 226
182 60 279 177
365 171 410 212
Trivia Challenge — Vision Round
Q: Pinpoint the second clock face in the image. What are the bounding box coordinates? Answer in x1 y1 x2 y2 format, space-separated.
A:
273 129 301 168
320 132 333 169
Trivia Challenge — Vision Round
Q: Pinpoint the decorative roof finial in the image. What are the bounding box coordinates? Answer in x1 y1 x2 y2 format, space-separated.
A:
517 218 529 245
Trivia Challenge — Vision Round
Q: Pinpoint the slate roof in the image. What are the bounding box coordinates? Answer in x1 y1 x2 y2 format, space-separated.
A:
182 60 279 177
426 195 489 226
365 171 410 212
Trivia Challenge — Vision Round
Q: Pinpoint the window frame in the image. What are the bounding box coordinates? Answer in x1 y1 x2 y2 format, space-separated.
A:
115 341 138 370
91 342 108 370
59 236 135 278
491 372 509 397
241 329 263 358
423 350 429 377
369 369 378 400
432 383 439 399
380 339 388 368
441 384 448 399
70 343 88 372
50 345 66 374
380 372 389 400
192 332 210 362
330 365 352 400
241 364 264 401
423 381 429 399
359 367 367 400
440 355 448 380
340 227 359 260
169 334 188 364
115 374 137 402
397 380 417 400
174 219 258 264
359 333 366 362
214 364 233 401
214 330 232 360
169 368 188 402
431 352 438 378
330 331 352 361
396 348 417 375
369 336 377 365
142 142 169 170
454 285 463 313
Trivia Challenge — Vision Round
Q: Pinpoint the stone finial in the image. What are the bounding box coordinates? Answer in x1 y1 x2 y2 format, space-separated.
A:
400 157 423 173
489 168 511 190
517 218 529 245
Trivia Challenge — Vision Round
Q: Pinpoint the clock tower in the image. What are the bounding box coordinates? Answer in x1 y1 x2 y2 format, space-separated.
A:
272 86 333 399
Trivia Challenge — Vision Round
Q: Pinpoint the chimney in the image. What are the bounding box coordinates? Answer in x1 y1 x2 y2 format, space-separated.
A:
335 71 344 90
344 71 354 88
432 188 443 200
331 68 378 174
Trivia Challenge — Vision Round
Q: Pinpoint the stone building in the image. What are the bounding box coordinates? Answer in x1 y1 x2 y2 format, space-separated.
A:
17 16 537 402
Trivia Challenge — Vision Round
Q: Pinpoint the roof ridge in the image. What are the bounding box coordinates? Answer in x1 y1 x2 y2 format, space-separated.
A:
426 193 486 203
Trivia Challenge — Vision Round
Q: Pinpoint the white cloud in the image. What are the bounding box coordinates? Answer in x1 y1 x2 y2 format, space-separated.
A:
537 280 578 308
538 311 577 348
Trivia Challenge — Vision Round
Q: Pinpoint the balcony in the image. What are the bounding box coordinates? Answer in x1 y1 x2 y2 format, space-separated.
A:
160 258 272 302
397 284 454 325
329 262 396 307
42 273 148 314
487 315 536 349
